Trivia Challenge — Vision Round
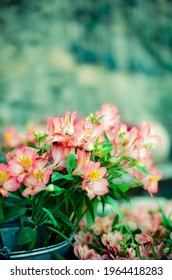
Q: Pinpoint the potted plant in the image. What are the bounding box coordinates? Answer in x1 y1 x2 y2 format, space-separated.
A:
0 104 162 259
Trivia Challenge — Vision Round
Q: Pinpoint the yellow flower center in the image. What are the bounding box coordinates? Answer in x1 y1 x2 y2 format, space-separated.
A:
0 171 9 184
19 156 32 170
65 115 70 125
3 133 12 142
34 170 43 181
89 170 101 180
67 140 73 147
151 175 158 182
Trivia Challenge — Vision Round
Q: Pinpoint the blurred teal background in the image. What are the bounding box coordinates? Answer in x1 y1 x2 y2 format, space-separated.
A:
0 0 172 170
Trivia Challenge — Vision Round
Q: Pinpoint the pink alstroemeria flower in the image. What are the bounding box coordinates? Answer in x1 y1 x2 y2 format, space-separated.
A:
101 231 124 253
72 149 91 176
0 164 20 197
81 118 104 151
74 231 94 246
92 215 114 235
22 157 53 196
141 122 161 148
51 143 75 171
95 103 120 142
46 111 77 145
74 244 101 260
96 103 120 130
2 127 23 148
140 167 162 194
7 147 38 182
81 161 108 199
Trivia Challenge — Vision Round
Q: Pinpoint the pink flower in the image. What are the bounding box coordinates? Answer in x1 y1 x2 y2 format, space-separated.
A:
74 231 94 246
92 215 114 235
74 244 100 260
155 243 166 259
22 157 52 196
81 118 104 151
50 143 75 171
0 164 20 197
7 147 38 182
141 122 161 148
46 111 78 146
2 127 23 148
72 149 91 176
82 161 107 181
62 111 77 136
141 167 162 194
81 179 108 199
135 232 153 245
95 103 120 141
81 161 108 199
101 231 124 253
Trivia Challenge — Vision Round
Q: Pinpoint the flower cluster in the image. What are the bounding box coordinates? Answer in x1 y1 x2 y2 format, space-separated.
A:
0 104 162 249
74 199 172 260
0 104 161 199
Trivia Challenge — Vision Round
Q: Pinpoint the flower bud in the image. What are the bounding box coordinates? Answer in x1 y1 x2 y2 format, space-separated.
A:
46 184 55 192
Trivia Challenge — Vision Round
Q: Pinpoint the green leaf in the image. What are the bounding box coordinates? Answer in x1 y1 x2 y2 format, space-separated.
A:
51 172 73 182
46 226 73 245
8 193 22 200
121 156 137 166
42 208 58 227
66 154 76 174
118 184 130 193
104 132 111 144
17 227 36 245
41 144 52 152
49 185 65 196
108 168 127 176
51 172 65 181
105 195 134 242
4 207 27 221
85 197 95 221
85 197 98 229
0 207 4 223
63 174 74 181
136 165 149 175
105 196 124 219
97 147 113 156
0 157 7 164
160 207 172 231
86 210 94 229
54 210 74 228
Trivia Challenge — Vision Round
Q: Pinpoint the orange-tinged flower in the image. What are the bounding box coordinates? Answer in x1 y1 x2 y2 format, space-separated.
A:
46 111 78 145
22 158 52 196
92 215 114 235
81 179 108 199
82 161 107 181
95 103 120 131
102 231 124 253
74 244 100 260
73 149 91 175
0 164 20 197
7 147 38 182
141 122 161 148
2 127 23 148
51 143 75 171
80 161 108 199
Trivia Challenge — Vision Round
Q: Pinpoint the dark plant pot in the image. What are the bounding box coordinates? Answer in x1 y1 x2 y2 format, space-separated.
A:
0 226 72 260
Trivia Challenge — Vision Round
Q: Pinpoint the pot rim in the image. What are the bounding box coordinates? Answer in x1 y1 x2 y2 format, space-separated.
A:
10 236 73 258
